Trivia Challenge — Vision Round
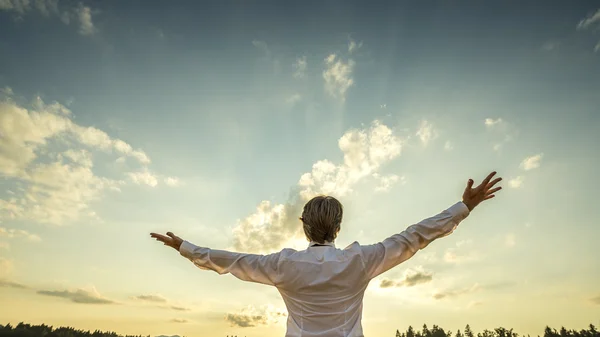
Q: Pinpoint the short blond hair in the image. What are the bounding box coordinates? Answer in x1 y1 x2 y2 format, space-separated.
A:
300 195 343 244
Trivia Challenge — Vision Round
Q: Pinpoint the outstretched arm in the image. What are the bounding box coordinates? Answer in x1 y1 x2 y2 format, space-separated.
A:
360 171 502 279
150 232 282 286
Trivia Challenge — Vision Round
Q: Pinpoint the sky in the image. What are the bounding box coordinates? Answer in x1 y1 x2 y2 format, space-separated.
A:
1 1 600 336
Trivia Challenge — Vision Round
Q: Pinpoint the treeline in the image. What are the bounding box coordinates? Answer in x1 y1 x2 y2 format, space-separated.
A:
396 324 600 337
0 323 151 337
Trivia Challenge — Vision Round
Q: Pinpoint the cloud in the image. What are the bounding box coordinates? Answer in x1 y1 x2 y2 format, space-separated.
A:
0 94 179 225
373 173 405 192
286 93 302 105
132 294 168 303
0 278 29 289
416 120 437 146
169 306 191 311
485 118 503 127
128 170 159 187
444 141 454 151
508 176 524 189
170 318 188 323
293 56 307 79
76 4 95 36
231 120 402 253
0 0 96 35
520 153 543 171
0 227 41 242
505 233 516 247
577 9 600 30
590 295 600 305
467 301 483 308
348 37 363 54
225 305 286 328
379 268 433 288
164 177 180 187
323 54 355 102
37 286 115 304
252 40 271 59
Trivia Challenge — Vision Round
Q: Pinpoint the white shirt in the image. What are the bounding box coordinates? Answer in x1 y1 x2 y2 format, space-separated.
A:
179 202 470 337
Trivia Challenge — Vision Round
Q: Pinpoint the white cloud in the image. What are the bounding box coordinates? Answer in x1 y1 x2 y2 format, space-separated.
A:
505 233 516 247
577 9 600 30
0 227 41 242
323 54 355 102
0 94 171 225
225 304 286 328
373 173 405 192
542 41 560 51
416 120 437 146
293 56 307 79
0 0 96 35
485 118 503 127
128 170 159 187
232 120 403 253
348 37 363 54
444 240 480 264
508 176 524 189
76 5 95 36
520 153 543 171
164 177 180 187
286 93 302 105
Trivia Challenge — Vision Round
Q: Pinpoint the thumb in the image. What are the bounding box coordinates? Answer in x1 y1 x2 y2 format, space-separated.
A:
466 179 474 189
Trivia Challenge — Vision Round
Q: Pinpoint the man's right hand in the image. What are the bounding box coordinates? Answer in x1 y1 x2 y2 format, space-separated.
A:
462 171 502 211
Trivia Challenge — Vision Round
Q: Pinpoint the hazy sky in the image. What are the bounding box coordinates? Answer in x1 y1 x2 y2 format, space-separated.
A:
1 1 599 337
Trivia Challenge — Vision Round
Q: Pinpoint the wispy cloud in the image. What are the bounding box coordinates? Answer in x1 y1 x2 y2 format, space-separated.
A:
0 257 14 276
286 93 302 105
293 56 307 79
231 120 403 253
348 37 363 54
0 278 29 289
0 0 97 36
444 141 454 151
323 54 355 102
373 174 405 192
577 9 600 30
520 153 543 171
0 227 41 242
225 305 286 328
444 240 481 264
132 294 168 303
37 286 115 304
433 283 480 300
416 120 437 146
485 118 503 127
170 318 188 323
590 295 600 305
379 268 433 288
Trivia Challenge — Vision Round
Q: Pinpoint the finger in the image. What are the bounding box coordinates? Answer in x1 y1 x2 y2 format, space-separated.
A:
481 171 497 187
150 233 171 243
484 194 495 200
166 232 177 239
486 186 502 195
485 177 502 190
466 179 474 190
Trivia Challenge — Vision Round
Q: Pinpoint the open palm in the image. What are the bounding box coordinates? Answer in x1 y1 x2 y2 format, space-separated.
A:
462 171 502 211
150 232 183 251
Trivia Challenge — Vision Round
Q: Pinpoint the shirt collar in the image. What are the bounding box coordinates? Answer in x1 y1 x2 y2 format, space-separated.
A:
308 241 336 248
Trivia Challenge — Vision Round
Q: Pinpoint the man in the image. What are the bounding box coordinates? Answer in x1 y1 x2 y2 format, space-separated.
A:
151 171 502 337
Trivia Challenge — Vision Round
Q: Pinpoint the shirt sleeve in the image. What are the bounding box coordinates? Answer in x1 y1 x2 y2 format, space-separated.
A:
359 201 470 279
179 241 282 286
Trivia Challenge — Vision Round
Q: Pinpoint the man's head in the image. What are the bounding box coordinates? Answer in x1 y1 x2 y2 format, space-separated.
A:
300 195 343 244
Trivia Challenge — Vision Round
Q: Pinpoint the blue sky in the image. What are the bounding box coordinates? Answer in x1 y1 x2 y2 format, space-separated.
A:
1 1 599 337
